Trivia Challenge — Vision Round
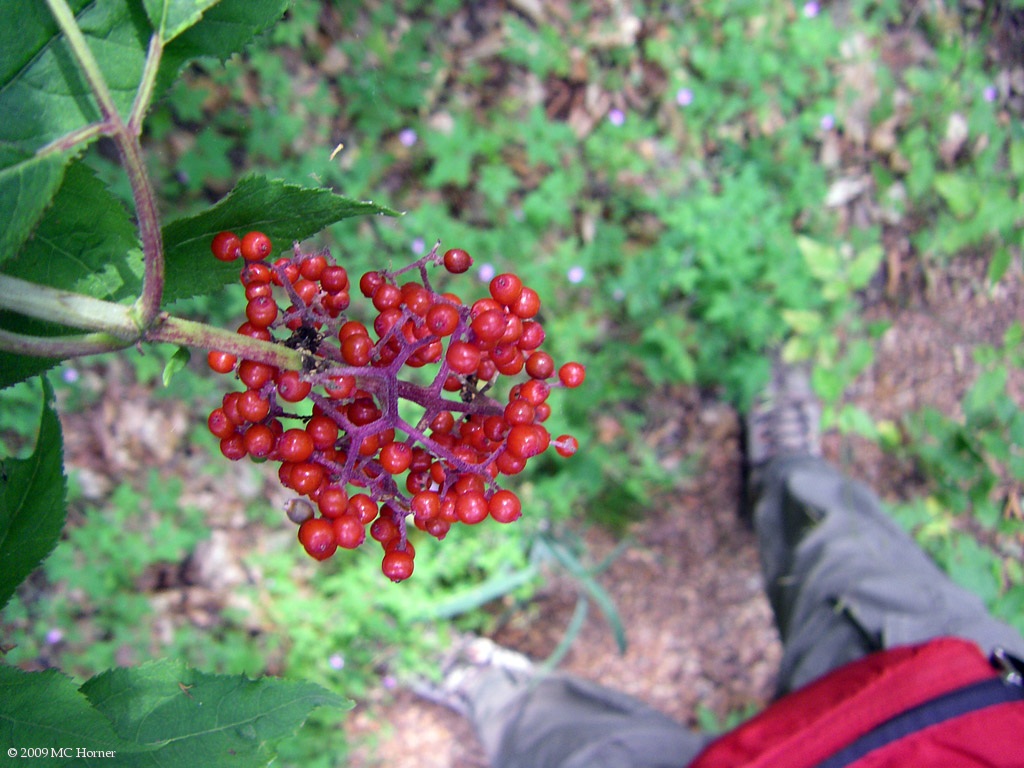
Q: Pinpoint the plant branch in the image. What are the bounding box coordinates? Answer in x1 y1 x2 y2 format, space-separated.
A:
0 329 131 358
0 275 137 338
45 0 166 331
147 315 309 371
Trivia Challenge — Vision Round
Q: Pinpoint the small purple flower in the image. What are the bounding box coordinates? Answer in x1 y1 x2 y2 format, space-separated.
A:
62 367 80 384
478 263 496 282
398 128 418 147
819 114 835 131
608 108 626 126
381 675 398 690
411 237 425 255
803 1 820 18
567 266 585 284
328 653 345 670
45 628 64 645
983 85 998 103
675 88 694 107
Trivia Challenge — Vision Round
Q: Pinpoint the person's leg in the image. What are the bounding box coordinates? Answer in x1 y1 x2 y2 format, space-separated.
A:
466 666 711 768
417 636 710 768
754 453 1024 694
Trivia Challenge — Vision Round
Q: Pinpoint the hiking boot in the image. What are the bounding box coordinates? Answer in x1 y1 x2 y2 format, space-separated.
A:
408 635 534 718
745 357 822 468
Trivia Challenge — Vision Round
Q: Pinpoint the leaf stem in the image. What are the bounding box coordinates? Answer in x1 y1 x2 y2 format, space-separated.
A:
130 34 163 135
0 329 130 358
0 275 137 338
44 0 120 125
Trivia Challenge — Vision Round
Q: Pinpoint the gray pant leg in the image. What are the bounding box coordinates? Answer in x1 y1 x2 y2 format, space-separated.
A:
466 667 710 768
755 455 1024 694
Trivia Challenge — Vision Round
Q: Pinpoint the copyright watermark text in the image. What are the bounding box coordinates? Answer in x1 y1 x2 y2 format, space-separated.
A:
7 747 117 759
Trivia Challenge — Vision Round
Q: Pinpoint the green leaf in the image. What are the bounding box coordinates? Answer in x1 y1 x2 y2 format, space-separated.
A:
0 0 288 262
162 346 191 386
933 173 979 218
0 377 66 611
161 175 399 304
781 308 822 335
796 236 840 281
987 247 1011 285
0 152 73 267
2 161 143 300
79 659 350 766
143 0 220 44
847 244 884 289
0 666 135 762
537 537 627 654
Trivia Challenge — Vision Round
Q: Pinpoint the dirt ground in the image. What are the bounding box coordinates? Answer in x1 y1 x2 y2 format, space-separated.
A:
342 255 1024 768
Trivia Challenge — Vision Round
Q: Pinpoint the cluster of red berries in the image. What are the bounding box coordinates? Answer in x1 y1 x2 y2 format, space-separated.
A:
206 231 584 581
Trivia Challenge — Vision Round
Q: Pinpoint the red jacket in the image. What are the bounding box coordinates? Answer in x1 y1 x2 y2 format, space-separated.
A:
690 637 1024 767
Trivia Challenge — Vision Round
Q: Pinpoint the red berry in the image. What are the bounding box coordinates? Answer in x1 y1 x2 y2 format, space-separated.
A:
219 434 247 461
411 491 441 521
443 248 472 274
525 351 554 379
339 320 369 340
504 399 535 426
237 389 271 422
299 255 327 281
243 423 276 458
558 362 586 388
505 424 546 459
241 262 273 285
236 321 272 342
320 265 349 293
425 302 460 336
555 434 579 457
471 308 507 345
241 231 273 262
455 491 489 525
211 231 241 262
333 514 366 549
488 490 522 523
305 415 339 451
278 428 315 463
277 370 312 402
298 518 337 561
290 462 325 496
370 515 400 543
325 374 356 399
372 283 402 312
518 321 545 351
341 334 373 366
382 549 414 582
489 273 523 306
237 360 277 389
207 350 237 374
349 494 378 524
245 295 278 328
207 408 237 439
317 485 350 518
359 270 385 297
446 341 481 375
379 441 413 474
511 287 541 318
